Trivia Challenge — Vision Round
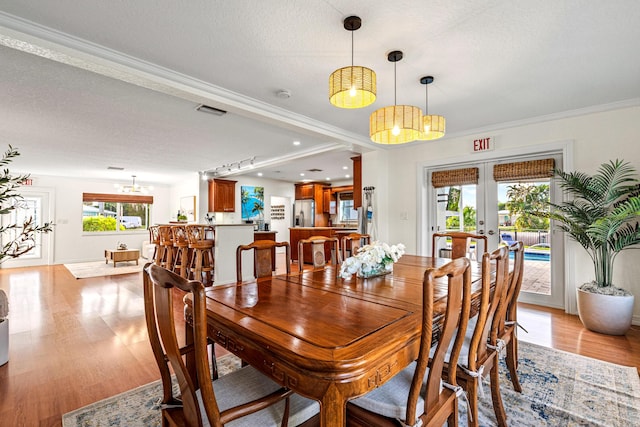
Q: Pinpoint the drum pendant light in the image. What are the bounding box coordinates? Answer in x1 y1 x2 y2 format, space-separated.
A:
417 76 446 141
329 16 376 109
369 51 422 144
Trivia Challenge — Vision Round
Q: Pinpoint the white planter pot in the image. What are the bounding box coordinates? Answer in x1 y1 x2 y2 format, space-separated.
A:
0 318 8 366
576 288 634 335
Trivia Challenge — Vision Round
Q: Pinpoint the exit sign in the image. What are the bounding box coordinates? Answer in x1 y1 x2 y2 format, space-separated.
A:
472 136 495 152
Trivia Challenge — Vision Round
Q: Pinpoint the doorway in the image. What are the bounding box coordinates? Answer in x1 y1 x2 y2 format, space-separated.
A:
424 153 565 308
1 189 53 268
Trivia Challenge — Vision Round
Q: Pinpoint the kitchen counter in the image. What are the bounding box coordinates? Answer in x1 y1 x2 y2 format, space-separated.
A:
289 227 357 261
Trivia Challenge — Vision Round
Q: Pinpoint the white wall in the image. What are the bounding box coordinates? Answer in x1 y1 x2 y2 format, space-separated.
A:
197 176 295 226
10 174 173 265
366 105 640 321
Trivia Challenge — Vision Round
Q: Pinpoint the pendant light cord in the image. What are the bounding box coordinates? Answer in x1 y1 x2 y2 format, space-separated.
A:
425 83 429 115
394 61 397 105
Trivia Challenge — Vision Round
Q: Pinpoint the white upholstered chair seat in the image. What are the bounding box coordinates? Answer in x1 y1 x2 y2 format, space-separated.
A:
196 364 320 427
349 361 437 423
430 314 479 370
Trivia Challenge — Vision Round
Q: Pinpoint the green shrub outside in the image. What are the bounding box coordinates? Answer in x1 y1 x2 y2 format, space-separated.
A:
83 216 124 231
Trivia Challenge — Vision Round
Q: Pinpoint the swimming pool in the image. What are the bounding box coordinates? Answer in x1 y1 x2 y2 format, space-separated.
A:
510 250 550 261
524 251 550 261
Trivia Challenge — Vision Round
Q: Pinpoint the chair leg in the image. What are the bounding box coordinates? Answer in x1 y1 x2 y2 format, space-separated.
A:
447 397 459 427
506 337 522 392
490 363 508 427
467 380 479 427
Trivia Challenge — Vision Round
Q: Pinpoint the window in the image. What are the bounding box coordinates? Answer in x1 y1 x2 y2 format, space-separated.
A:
82 193 152 232
338 192 358 223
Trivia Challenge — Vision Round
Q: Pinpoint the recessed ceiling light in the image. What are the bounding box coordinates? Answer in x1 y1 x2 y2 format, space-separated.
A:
293 141 301 146
345 174 351 178
300 173 305 176
342 166 348 170
326 177 331 181
257 172 263 177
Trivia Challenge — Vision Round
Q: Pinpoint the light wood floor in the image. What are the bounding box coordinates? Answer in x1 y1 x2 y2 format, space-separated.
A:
0 264 639 427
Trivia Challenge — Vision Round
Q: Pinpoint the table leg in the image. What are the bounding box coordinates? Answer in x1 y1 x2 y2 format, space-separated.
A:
320 387 346 427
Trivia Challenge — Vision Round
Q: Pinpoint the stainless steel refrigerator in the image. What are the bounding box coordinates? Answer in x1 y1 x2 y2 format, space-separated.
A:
294 200 314 227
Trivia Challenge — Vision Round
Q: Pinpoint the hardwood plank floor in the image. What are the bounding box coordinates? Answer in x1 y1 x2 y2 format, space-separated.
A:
0 265 638 427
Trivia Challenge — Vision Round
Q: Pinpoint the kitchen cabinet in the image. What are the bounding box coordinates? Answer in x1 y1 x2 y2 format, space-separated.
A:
352 155 362 208
208 179 236 212
323 188 336 214
295 183 314 200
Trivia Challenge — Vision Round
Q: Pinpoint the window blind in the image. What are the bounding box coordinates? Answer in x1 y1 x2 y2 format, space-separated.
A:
431 167 479 188
83 193 154 204
493 158 555 182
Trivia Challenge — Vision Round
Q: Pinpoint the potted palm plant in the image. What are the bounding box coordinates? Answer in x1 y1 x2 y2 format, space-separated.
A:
539 159 640 335
0 145 54 365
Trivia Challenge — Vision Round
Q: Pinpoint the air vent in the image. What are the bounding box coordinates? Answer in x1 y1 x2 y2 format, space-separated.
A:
307 168 323 172
107 166 125 170
195 104 227 116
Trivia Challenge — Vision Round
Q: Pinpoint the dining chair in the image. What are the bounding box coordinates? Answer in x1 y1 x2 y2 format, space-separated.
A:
436 245 510 427
297 236 341 272
346 257 472 427
432 231 488 261
236 240 291 282
498 241 526 392
341 233 370 260
142 263 320 427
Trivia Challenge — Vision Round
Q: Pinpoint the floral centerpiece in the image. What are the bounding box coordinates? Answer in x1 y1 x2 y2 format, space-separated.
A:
340 241 406 279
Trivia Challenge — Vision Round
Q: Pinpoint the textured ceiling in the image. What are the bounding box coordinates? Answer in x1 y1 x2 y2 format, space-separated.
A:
0 1 639 185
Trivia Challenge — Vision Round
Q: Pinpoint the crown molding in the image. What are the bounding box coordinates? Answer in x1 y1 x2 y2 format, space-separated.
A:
0 12 373 149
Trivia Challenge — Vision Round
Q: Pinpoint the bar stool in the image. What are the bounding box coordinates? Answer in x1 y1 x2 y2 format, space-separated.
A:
171 225 190 278
186 225 215 286
148 225 160 264
157 225 174 270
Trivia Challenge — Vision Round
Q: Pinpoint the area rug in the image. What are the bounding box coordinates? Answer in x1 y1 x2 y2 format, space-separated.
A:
62 342 640 426
63 259 145 279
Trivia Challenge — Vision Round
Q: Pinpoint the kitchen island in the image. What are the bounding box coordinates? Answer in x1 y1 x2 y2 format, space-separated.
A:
289 227 357 261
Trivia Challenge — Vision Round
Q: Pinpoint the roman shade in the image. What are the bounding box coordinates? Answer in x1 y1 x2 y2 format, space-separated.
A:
431 167 479 188
493 159 555 182
83 193 154 204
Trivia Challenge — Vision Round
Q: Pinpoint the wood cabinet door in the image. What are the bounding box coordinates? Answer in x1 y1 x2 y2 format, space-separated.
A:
209 179 236 212
295 184 314 200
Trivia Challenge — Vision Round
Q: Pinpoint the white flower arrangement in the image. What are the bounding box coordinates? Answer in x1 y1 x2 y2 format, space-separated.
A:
340 241 406 279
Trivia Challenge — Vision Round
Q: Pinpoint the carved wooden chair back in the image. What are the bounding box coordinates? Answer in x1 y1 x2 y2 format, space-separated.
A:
341 233 370 260
346 257 472 427
171 225 190 278
432 231 488 261
297 236 341 272
498 241 525 392
143 263 319 427
157 225 174 269
457 245 510 426
236 240 291 282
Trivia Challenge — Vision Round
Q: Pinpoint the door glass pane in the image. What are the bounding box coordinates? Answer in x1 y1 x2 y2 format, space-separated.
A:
498 181 551 295
7 196 43 258
435 184 479 258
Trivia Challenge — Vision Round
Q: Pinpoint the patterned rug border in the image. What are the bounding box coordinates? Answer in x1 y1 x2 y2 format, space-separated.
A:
62 342 640 426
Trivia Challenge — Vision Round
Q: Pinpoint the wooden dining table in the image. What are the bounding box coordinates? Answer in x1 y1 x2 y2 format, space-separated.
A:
184 255 490 427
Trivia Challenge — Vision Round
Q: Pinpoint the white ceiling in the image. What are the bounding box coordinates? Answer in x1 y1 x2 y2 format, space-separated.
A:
1 1 639 186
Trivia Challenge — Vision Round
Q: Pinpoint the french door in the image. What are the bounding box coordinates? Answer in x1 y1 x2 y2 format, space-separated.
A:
426 153 564 308
1 189 53 268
